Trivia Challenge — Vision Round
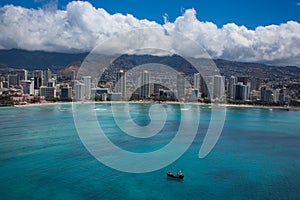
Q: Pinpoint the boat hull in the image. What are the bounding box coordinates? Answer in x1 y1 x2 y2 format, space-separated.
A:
166 172 184 179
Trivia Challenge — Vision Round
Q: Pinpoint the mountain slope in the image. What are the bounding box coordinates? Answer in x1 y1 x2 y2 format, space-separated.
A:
1 49 300 80
0 49 88 70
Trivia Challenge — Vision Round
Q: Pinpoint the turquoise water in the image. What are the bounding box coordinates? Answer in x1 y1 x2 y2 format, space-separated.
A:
0 103 299 199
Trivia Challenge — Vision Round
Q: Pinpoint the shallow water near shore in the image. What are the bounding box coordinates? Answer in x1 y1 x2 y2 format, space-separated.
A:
0 103 299 199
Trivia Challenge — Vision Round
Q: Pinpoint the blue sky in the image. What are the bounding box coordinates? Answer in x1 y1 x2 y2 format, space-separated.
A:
1 0 300 29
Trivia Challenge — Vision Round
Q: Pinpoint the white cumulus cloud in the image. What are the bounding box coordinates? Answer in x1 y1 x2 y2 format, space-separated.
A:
0 1 299 66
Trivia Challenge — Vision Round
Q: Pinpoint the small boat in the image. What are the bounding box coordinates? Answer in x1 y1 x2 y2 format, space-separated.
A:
166 170 184 179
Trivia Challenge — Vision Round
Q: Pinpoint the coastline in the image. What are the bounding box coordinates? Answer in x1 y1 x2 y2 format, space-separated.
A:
13 101 74 107
11 101 300 110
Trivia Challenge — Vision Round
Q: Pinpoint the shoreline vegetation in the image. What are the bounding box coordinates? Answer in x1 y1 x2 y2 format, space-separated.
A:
10 100 300 111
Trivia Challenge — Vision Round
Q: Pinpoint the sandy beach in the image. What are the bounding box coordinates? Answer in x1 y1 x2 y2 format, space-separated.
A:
12 100 300 111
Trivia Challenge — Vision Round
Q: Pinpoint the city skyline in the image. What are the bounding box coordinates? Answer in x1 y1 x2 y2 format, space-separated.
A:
1 65 296 107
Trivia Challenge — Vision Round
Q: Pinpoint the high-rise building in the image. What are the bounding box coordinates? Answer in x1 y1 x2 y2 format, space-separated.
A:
228 76 237 99
194 73 200 90
61 84 72 100
47 78 56 88
16 69 28 81
177 72 185 101
40 86 56 99
250 78 261 91
213 75 225 100
43 69 52 86
74 81 85 101
278 88 287 102
193 73 200 99
8 74 19 87
116 70 126 99
33 70 43 89
200 76 214 99
237 76 251 97
71 70 76 82
273 89 280 102
20 79 34 95
140 70 150 98
234 82 249 101
261 87 273 102
82 76 92 100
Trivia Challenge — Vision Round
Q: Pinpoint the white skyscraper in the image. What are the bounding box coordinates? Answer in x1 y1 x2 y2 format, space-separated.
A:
140 70 150 98
21 79 34 95
83 76 92 100
194 73 200 90
116 70 126 99
74 81 85 101
193 73 201 99
213 75 225 100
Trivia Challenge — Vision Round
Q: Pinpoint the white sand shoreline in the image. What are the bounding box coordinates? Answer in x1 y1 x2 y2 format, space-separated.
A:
12 101 299 110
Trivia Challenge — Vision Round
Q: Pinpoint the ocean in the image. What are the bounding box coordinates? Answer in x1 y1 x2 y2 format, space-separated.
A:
0 103 299 199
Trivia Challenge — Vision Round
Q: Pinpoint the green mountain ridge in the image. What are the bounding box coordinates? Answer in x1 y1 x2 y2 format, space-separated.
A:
0 49 88 71
1 49 300 80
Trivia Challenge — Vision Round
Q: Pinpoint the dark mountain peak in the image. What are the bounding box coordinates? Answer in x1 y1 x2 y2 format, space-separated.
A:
0 48 88 71
0 49 299 79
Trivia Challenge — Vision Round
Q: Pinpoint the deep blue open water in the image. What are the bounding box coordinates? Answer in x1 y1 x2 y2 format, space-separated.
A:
0 103 299 199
